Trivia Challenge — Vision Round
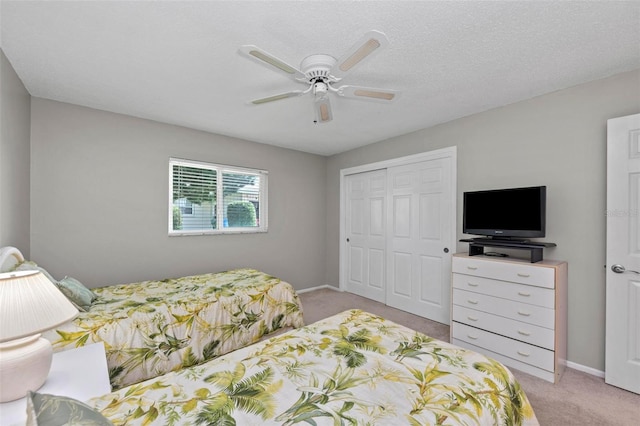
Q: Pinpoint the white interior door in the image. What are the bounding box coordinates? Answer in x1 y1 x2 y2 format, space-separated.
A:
606 113 640 394
344 169 387 303
386 157 454 324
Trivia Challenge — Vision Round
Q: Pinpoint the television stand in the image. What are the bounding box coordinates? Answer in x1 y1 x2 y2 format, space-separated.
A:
460 239 556 263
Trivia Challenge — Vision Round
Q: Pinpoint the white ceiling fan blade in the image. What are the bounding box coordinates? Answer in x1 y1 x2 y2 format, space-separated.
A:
337 85 399 103
238 45 306 81
248 90 305 105
314 94 333 123
331 30 389 79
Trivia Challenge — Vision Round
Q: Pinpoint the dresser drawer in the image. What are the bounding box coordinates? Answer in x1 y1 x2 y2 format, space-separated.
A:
452 322 555 372
452 256 555 288
452 273 555 308
452 305 555 350
453 288 555 329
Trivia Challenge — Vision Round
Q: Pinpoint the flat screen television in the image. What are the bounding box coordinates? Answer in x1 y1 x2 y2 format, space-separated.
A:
463 186 546 240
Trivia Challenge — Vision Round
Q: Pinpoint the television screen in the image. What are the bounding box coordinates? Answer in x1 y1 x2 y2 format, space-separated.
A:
463 186 546 239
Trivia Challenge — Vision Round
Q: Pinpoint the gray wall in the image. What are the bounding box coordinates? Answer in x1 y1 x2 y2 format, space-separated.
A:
0 49 30 255
325 69 640 371
30 99 327 291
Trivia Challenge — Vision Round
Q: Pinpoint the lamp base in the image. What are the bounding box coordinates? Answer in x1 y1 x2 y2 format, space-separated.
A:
0 334 53 402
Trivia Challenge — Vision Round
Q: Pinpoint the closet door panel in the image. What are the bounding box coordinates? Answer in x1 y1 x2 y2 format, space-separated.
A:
386 157 453 324
344 169 387 303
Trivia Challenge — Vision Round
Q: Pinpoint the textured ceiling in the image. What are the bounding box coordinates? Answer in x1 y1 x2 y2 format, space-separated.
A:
1 1 639 156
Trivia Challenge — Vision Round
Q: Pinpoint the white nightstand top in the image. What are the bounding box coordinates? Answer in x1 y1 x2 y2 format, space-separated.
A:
0 342 111 425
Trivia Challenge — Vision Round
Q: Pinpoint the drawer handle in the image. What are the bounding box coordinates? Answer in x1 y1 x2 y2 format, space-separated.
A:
517 330 531 336
467 316 478 322
517 350 531 357
517 273 531 278
467 334 479 340
517 310 531 317
517 292 531 297
467 282 479 287
467 266 478 270
467 299 479 305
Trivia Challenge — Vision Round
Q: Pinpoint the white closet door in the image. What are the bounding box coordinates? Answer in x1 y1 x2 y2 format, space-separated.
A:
606 113 640 394
344 169 387 303
386 157 454 324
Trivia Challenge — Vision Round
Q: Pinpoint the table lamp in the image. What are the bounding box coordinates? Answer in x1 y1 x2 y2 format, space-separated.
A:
0 270 79 402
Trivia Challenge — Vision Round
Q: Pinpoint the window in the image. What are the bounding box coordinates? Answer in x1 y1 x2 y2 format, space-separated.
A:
169 158 268 235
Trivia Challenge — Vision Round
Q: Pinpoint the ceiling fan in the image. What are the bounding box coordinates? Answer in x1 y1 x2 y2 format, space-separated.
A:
238 30 399 124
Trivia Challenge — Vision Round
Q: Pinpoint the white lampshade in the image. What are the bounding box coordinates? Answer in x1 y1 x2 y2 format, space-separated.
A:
0 270 79 401
0 270 78 342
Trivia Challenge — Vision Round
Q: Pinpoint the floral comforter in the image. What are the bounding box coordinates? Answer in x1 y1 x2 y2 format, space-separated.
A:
88 309 539 425
43 268 304 390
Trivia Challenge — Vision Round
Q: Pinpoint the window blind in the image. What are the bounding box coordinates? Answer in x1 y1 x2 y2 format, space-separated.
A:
169 158 267 235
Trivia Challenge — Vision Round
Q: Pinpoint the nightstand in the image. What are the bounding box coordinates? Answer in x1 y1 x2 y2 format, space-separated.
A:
0 342 111 425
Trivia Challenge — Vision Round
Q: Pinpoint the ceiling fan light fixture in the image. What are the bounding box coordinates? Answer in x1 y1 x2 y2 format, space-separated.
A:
339 38 381 72
314 94 333 123
249 50 296 74
313 81 329 96
319 103 330 122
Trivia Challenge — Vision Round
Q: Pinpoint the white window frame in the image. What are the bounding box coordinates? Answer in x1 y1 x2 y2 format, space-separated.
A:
169 157 268 236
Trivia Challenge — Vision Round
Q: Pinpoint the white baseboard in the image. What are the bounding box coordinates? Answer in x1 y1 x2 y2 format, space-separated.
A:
566 361 605 378
297 284 341 294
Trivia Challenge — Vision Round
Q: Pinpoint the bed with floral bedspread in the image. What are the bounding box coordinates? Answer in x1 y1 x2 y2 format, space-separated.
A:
87 309 538 425
42 268 304 390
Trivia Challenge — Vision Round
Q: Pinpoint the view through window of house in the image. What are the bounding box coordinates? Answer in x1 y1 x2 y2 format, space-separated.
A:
169 158 267 235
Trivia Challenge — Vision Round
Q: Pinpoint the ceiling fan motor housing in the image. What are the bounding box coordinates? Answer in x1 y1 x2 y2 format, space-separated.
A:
300 54 337 82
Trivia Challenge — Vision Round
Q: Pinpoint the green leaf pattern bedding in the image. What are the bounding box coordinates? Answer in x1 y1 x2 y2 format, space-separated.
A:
88 309 539 425
42 269 304 390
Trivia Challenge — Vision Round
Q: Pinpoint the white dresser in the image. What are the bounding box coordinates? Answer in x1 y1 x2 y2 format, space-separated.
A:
451 253 568 383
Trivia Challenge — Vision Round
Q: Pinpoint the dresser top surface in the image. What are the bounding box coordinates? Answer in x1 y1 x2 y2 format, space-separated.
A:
453 252 566 267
